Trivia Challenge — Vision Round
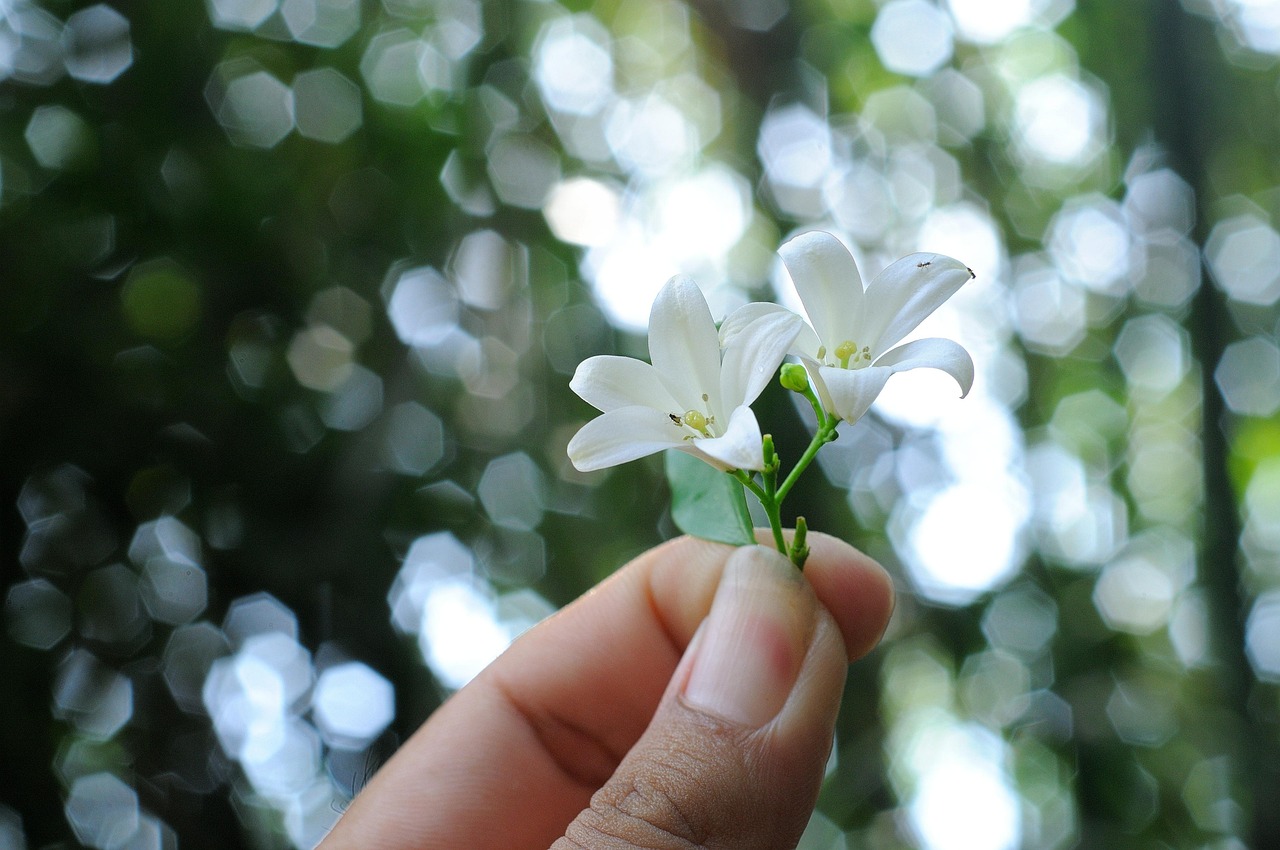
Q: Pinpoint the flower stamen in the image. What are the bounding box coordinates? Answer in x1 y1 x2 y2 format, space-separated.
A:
683 409 708 433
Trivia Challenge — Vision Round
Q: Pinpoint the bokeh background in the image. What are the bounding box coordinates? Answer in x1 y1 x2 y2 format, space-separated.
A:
4 0 1280 847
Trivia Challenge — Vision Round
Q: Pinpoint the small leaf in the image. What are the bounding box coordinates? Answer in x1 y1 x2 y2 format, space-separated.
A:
665 450 755 546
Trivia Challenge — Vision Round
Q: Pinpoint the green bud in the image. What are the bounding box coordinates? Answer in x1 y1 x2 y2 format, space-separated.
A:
779 363 810 393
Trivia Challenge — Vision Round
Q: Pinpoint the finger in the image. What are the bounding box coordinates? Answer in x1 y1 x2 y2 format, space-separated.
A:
554 545 851 849
319 533 892 850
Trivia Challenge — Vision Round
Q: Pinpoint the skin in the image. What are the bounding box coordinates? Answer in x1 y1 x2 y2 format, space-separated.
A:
319 532 894 850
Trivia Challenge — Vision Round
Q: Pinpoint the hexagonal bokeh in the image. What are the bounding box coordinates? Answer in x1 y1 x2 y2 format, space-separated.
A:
486 134 561 210
1215 336 1280 417
208 0 278 32
1093 532 1194 635
293 67 362 143
981 584 1059 655
312 661 395 748
871 0 954 78
281 0 360 48
1106 678 1178 747
1204 212 1280 305
1112 313 1190 395
223 591 298 646
387 531 475 634
360 29 430 106
287 325 355 391
25 104 93 170
64 772 139 849
1012 260 1086 356
1245 590 1280 681
5 578 73 650
3 4 67 86
206 61 294 149
385 266 459 348
1133 232 1200 309
53 649 134 739
307 286 372 344
319 364 383 431
1012 72 1107 178
140 554 208 625
1124 168 1195 237
382 401 446 476
1048 194 1131 294
477 452 546 531
533 14 614 117
62 4 132 84
129 515 201 566
163 622 231 713
451 228 525 310
923 68 985 143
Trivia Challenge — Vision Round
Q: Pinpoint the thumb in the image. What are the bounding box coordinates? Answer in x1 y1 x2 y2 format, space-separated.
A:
553 545 850 850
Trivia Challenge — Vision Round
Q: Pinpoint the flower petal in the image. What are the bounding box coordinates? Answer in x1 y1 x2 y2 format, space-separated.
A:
691 405 765 471
721 301 821 359
779 231 863 354
860 252 973 358
817 364 893 424
875 337 975 398
569 355 681 413
799 354 836 416
719 307 804 408
648 276 723 414
566 406 684 472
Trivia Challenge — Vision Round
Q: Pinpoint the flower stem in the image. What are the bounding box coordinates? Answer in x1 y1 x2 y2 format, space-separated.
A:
776 417 839 504
732 416 839 570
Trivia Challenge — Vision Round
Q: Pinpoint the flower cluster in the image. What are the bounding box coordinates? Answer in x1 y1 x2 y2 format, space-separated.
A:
567 230 975 565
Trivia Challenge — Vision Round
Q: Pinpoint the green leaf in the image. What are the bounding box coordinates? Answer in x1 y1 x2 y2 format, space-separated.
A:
664 450 755 546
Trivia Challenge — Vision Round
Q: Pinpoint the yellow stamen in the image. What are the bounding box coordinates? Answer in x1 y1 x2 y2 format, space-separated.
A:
683 409 708 434
835 340 858 369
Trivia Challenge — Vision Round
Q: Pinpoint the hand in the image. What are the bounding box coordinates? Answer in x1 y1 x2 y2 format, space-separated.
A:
318 532 894 850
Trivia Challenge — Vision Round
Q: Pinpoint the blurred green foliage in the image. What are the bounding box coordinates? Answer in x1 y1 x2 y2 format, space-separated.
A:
3 1 1280 848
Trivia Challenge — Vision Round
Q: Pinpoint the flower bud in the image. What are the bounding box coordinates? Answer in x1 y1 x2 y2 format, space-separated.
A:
779 363 809 393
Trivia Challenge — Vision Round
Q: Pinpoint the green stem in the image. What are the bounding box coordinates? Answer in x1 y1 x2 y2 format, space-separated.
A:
732 416 839 568
775 418 839 504
733 469 787 554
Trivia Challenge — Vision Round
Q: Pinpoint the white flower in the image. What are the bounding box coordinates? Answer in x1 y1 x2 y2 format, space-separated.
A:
724 230 975 423
567 276 802 472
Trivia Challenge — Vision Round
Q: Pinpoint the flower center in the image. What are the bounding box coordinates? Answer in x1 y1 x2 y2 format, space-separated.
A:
669 393 716 439
833 340 872 369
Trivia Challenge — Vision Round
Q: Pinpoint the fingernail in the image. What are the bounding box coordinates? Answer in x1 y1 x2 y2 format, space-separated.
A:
682 546 814 728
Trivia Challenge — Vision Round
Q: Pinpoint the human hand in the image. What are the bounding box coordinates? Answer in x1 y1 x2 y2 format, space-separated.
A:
318 532 894 850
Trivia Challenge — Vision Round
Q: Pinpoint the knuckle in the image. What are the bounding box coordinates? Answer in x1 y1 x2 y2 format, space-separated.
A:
567 747 731 849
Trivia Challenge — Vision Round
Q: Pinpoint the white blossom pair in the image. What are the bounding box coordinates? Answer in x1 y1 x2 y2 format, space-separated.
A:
567 231 975 473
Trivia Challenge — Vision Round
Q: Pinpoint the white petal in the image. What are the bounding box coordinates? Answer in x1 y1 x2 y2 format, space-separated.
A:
692 405 765 471
874 337 975 397
722 301 821 358
799 354 836 416
719 308 804 408
719 302 785 347
566 406 683 471
779 231 863 352
818 364 893 424
860 253 973 358
570 355 680 413
648 276 722 413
